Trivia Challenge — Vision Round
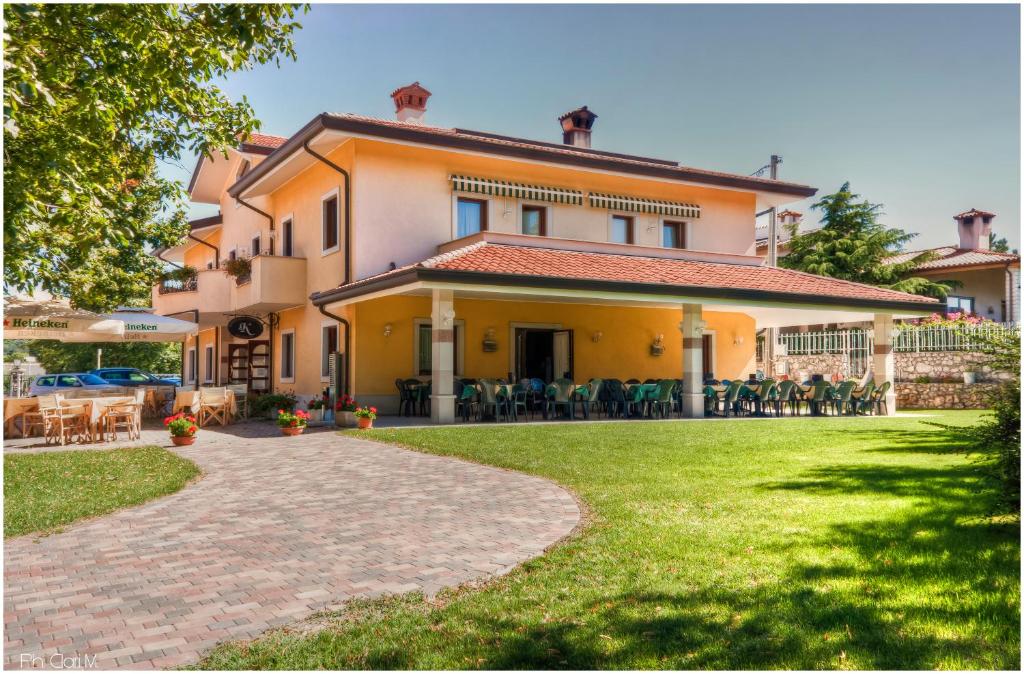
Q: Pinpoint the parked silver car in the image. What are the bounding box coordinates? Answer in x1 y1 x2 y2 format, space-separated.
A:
28 373 121 397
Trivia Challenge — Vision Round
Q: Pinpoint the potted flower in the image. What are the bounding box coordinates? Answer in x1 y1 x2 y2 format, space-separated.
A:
335 394 358 427
354 406 377 429
307 397 326 422
276 408 310 436
164 412 198 446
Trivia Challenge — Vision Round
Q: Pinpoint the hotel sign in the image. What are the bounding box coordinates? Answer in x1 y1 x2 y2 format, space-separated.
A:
227 316 264 340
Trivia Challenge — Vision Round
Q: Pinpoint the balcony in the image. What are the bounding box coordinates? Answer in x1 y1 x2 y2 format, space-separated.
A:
229 254 308 314
152 268 231 326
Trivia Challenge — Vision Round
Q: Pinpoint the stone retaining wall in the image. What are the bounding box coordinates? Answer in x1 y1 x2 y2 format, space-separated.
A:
896 382 999 409
765 350 1008 384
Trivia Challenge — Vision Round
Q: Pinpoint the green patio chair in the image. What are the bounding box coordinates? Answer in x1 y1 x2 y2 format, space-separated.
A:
575 378 603 420
872 381 892 416
478 378 511 422
625 381 647 417
604 379 628 418
808 381 833 416
454 379 478 422
650 379 676 419
773 380 796 416
831 380 857 416
721 381 744 417
510 383 529 421
545 378 576 420
395 378 415 417
703 385 720 416
854 380 876 415
758 378 777 416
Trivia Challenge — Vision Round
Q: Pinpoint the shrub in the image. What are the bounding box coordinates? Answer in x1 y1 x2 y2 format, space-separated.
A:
164 413 198 437
249 392 298 418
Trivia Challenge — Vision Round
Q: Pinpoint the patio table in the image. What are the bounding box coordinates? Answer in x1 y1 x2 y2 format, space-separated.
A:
4 396 135 441
172 390 238 420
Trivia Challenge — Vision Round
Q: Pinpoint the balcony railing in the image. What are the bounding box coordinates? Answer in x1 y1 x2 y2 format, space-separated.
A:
158 273 198 294
777 322 1020 356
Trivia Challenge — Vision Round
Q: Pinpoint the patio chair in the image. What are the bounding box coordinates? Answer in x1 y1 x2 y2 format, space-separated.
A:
807 381 833 416
650 379 676 419
775 380 798 416
831 381 857 416
721 381 744 417
478 378 511 422
853 380 875 415
575 378 603 420
103 400 142 442
510 383 530 421
672 378 685 416
603 379 628 419
526 378 546 415
703 385 720 416
757 378 777 416
199 387 231 426
43 398 90 446
872 381 892 416
545 378 576 420
454 379 478 422
226 383 249 419
20 394 62 438
625 381 647 417
395 379 416 417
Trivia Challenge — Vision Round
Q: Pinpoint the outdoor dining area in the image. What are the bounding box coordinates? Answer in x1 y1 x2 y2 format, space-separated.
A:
3 386 244 446
394 372 892 423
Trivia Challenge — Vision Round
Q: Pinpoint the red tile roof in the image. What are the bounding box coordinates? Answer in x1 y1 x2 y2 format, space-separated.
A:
887 246 1019 271
243 132 287 149
954 208 996 219
328 242 937 308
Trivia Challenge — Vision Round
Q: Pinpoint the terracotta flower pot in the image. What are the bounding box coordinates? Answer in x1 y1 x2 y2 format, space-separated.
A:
281 426 305 436
171 435 196 446
357 417 373 429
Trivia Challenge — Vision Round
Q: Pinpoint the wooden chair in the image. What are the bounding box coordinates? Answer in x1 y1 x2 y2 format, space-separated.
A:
43 399 90 445
199 387 230 426
226 384 249 420
103 401 142 441
22 394 62 438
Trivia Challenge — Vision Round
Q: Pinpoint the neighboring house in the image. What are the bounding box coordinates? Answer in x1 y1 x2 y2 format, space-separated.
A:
886 209 1020 322
754 210 818 258
152 82 937 420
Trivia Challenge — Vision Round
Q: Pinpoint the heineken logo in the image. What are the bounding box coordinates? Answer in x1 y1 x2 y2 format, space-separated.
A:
6 318 70 329
125 323 157 331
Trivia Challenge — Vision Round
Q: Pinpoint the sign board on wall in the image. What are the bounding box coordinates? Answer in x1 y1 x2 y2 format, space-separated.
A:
227 316 264 340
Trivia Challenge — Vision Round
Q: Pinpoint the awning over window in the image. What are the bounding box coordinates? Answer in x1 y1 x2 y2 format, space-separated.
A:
589 192 701 218
450 175 583 205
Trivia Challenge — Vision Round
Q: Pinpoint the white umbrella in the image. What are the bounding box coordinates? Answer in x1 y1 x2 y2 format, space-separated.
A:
86 310 197 343
3 295 125 341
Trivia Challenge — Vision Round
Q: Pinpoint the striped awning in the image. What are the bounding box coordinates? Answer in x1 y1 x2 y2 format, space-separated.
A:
450 175 583 205
589 192 701 218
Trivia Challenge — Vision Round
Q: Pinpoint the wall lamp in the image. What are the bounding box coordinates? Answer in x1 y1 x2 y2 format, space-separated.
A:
383 323 392 338
592 331 603 343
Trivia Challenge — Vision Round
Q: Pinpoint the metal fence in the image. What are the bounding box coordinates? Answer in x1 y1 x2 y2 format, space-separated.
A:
777 322 1019 357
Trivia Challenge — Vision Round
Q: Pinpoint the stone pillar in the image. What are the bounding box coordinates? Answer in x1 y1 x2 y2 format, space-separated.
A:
680 303 704 418
873 313 897 416
430 289 456 424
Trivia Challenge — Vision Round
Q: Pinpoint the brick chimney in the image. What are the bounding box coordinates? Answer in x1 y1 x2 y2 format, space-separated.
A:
954 208 995 250
390 82 431 124
558 106 597 148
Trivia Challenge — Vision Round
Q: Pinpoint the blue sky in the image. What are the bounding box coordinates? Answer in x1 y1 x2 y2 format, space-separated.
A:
169 3 1021 249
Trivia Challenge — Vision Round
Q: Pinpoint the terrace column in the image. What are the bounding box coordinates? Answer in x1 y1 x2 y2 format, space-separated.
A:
680 303 704 418
430 289 456 424
873 313 897 416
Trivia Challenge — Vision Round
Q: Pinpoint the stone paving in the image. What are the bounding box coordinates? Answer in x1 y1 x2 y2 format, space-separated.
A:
3 422 580 670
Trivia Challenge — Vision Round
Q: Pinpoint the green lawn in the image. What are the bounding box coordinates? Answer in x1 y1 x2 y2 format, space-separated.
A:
200 411 1019 670
4 446 200 538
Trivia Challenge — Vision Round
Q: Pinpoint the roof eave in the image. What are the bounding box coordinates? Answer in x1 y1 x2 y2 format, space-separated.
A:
311 267 937 314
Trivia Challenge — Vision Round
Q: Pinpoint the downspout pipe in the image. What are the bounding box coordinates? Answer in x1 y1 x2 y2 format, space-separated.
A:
1005 263 1015 323
236 198 275 255
304 140 353 397
186 233 220 268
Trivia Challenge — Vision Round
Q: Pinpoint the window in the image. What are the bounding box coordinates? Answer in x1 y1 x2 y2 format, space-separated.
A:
57 375 81 387
457 197 487 237
80 374 109 385
280 331 295 381
282 219 293 257
662 221 686 249
946 295 975 314
611 215 634 244
415 321 463 376
251 235 261 257
322 193 339 252
187 347 197 383
521 205 547 236
100 371 126 382
126 372 149 383
204 346 214 383
321 323 339 379
36 376 55 387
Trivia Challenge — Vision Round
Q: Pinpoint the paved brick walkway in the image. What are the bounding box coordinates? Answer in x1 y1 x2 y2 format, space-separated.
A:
3 423 579 669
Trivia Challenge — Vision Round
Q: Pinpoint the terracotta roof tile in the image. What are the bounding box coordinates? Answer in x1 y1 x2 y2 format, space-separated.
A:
244 132 288 149
340 242 937 306
887 247 1019 270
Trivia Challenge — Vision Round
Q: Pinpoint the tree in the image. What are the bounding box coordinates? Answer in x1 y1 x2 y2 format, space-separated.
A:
4 3 305 311
989 232 1017 255
780 183 953 298
25 340 182 375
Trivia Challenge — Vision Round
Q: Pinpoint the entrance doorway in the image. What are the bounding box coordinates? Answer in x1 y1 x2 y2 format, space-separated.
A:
702 334 714 380
514 328 573 381
228 341 270 394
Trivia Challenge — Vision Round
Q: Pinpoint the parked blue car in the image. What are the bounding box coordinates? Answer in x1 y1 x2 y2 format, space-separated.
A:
90 368 179 387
